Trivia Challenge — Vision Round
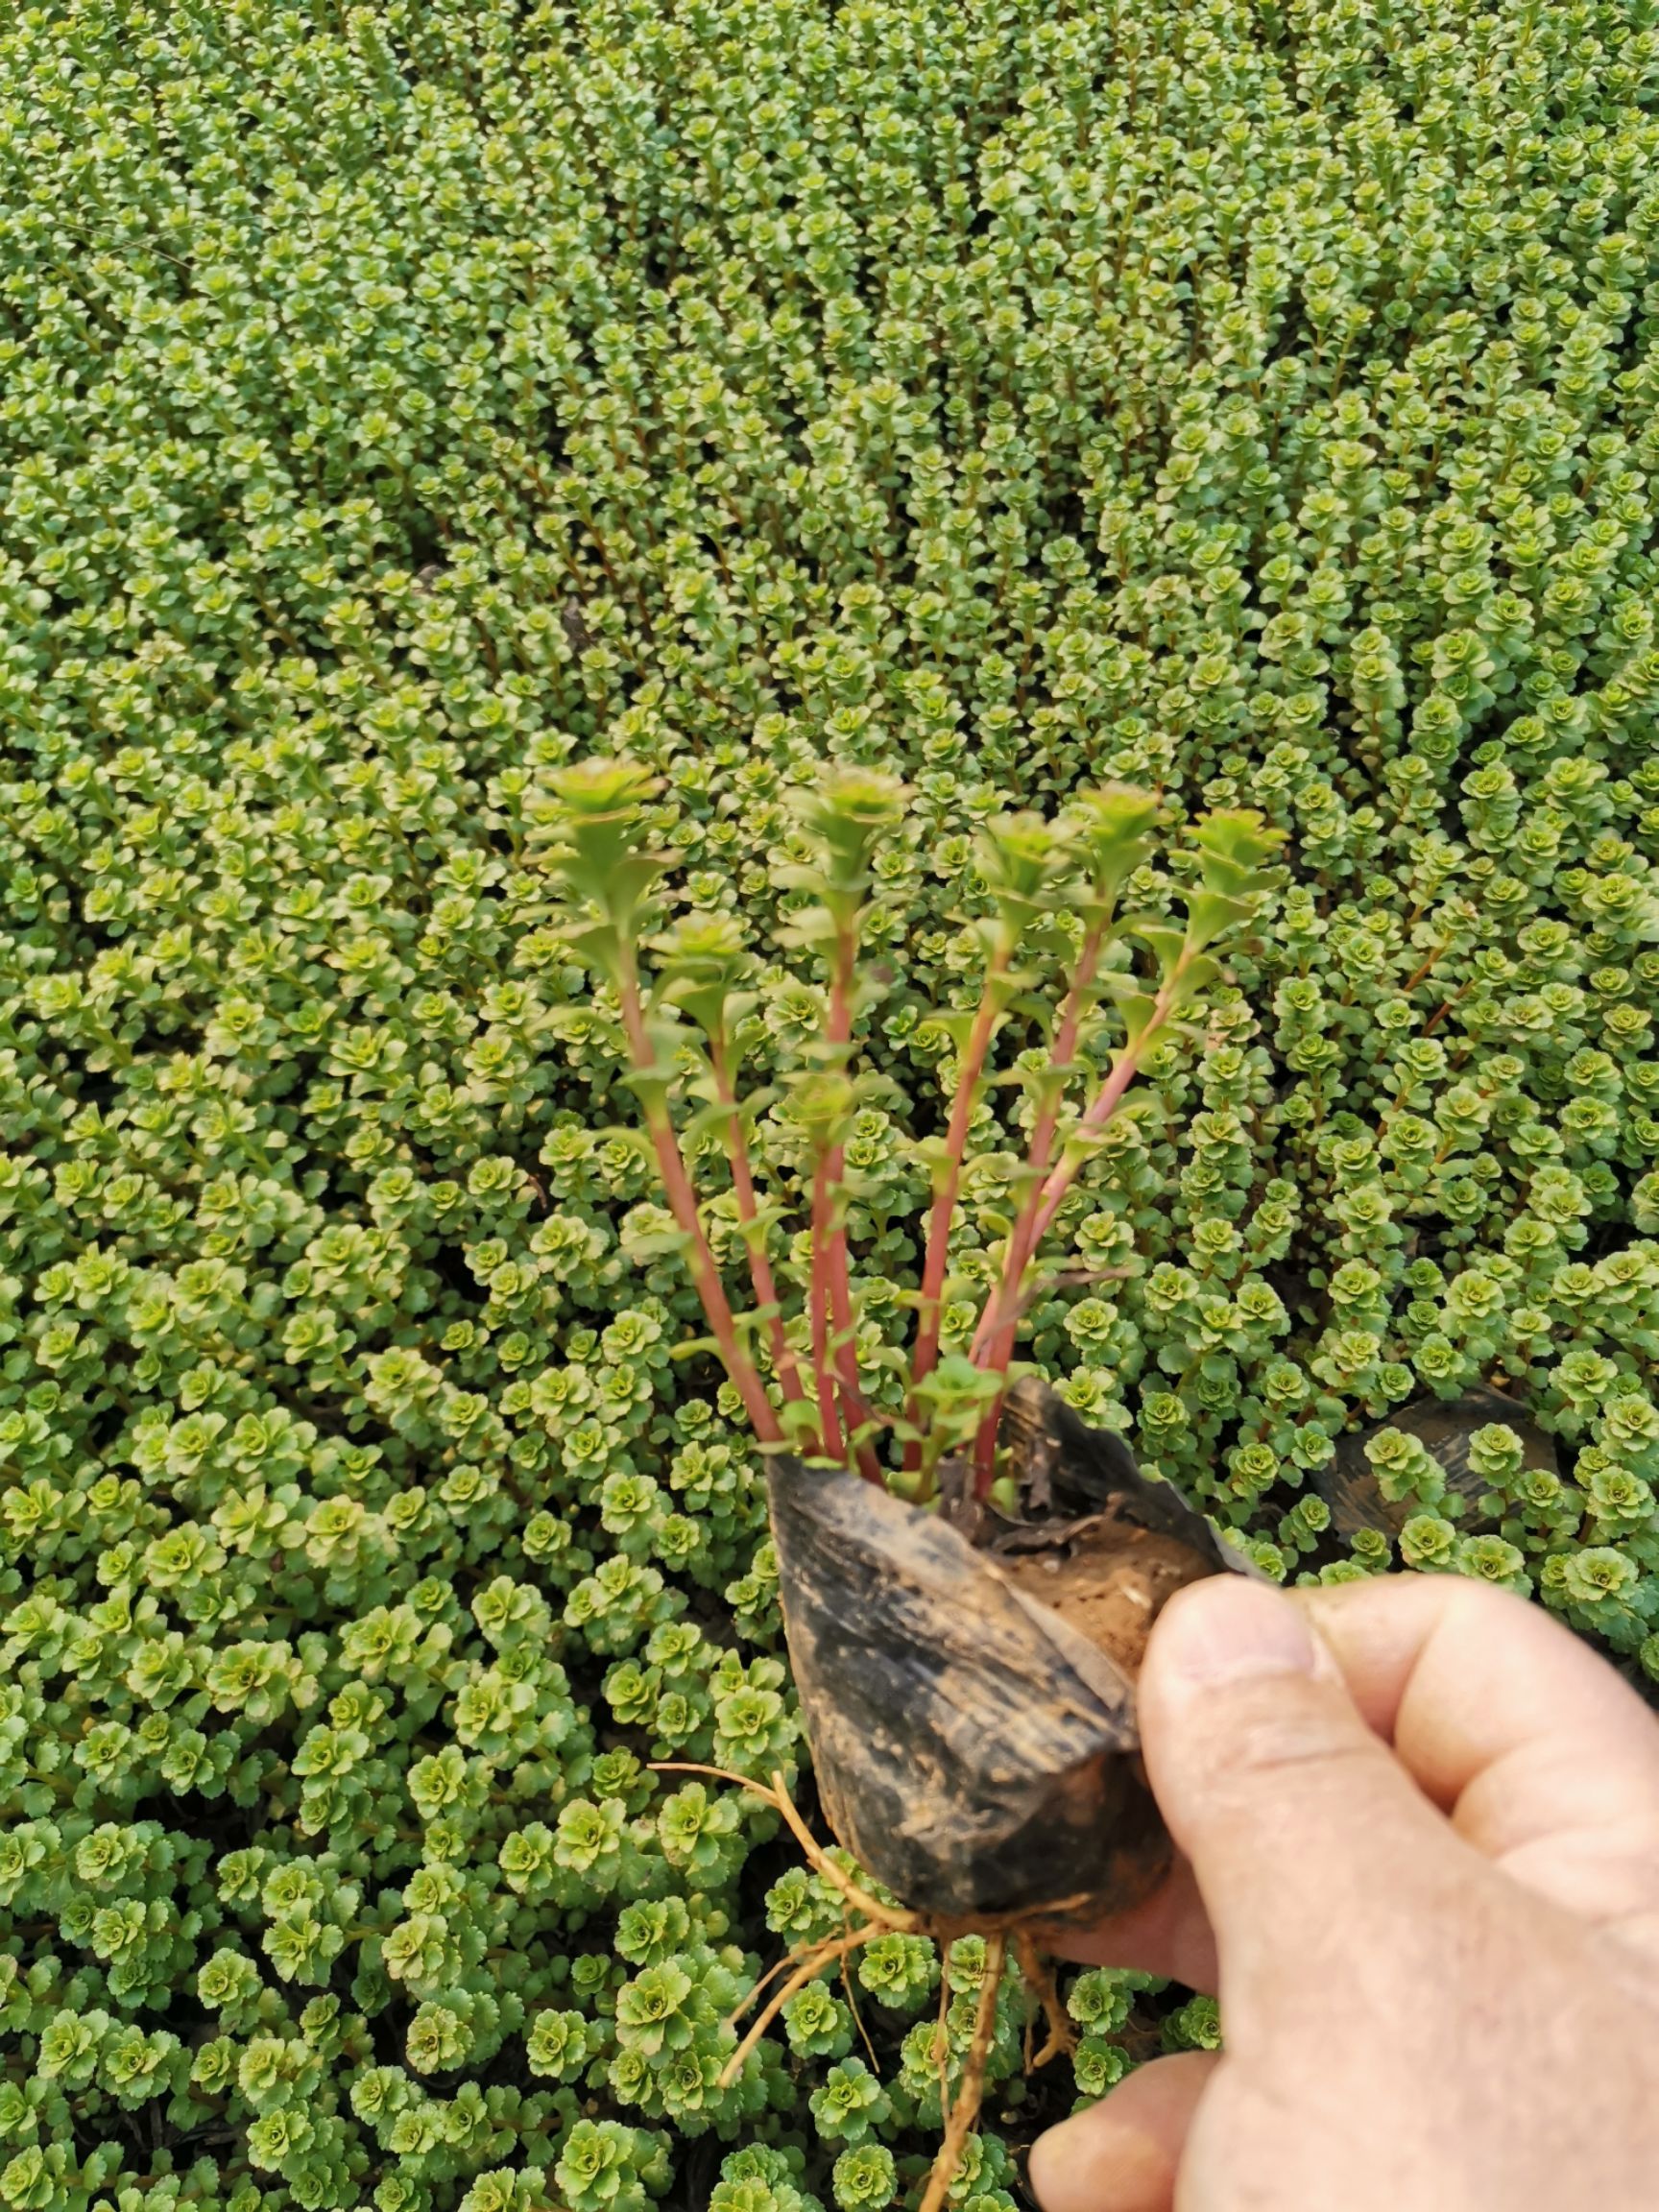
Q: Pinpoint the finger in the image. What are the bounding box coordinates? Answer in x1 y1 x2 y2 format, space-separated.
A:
1296 1575 1659 1820
1135 1575 1461 2002
1296 1575 1659 1953
1050 1853 1218 1994
1026 2052 1219 2212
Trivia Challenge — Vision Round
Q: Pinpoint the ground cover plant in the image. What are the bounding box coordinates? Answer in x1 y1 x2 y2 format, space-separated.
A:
3 1 1659 2209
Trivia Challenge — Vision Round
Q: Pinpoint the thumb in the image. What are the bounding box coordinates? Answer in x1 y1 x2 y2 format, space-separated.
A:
1025 2052 1219 2212
1136 1575 1464 2011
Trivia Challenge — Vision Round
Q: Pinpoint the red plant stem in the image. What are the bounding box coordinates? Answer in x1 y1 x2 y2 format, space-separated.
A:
969 1039 1144 1374
905 948 1012 1441
616 977 783 1448
1422 976 1474 1039
808 1154 847 1467
710 1041 810 1416
968 922 1109 1374
1402 938 1450 996
1026 1025 1157 1247
827 1216 883 1485
645 1109 785 1447
967 977 1180 1495
806 922 882 1477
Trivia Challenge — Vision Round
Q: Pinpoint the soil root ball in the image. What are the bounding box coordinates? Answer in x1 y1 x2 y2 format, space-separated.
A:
766 1385 1256 1923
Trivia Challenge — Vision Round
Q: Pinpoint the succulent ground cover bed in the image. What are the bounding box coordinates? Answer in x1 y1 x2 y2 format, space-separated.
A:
4 0 1659 2207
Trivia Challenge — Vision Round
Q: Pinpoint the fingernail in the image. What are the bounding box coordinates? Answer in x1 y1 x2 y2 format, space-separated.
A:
1159 1577 1319 1688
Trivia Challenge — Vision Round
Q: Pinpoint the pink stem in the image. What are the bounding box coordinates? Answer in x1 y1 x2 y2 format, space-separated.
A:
617 978 782 1448
902 950 1010 1471
968 924 1109 1372
712 1043 810 1417
827 1213 883 1485
1027 1035 1154 1247
805 926 870 1471
968 985 1177 1495
646 1111 784 1449
808 1154 847 1467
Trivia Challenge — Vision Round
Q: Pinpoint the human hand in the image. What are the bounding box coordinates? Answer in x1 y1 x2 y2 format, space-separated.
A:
1026 1573 1659 2212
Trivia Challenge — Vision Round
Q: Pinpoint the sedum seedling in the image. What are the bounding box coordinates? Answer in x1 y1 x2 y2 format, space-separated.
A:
530 760 1281 1503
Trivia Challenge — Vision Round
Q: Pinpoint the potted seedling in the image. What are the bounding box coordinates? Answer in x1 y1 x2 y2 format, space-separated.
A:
530 759 1280 2199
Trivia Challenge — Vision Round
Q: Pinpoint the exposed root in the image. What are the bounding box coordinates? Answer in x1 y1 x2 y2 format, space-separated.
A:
840 1944 881 2076
1015 1929 1075 2069
729 1931 835 2021
649 1765 913 2093
650 1762 1077 2202
650 1762 921 1933
719 1927 878 2087
930 1966 952 2117
919 1931 1007 2212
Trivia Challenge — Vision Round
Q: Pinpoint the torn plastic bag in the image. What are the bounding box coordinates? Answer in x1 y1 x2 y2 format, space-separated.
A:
765 1383 1253 1925
1314 1383 1558 1541
1313 1384 1658 1713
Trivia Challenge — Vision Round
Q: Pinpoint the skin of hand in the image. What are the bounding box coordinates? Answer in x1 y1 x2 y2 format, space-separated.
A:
1025 1572 1659 2212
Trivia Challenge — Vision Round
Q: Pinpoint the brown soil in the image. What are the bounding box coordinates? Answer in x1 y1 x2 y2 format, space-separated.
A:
995 1522 1214 1674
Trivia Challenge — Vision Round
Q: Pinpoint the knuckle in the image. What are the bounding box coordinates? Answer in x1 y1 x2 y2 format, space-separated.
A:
1184 1693 1390 1830
1213 1695 1377 1789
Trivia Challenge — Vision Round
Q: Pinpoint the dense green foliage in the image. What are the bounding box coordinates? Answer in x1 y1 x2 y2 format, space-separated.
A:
4 0 1659 2207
